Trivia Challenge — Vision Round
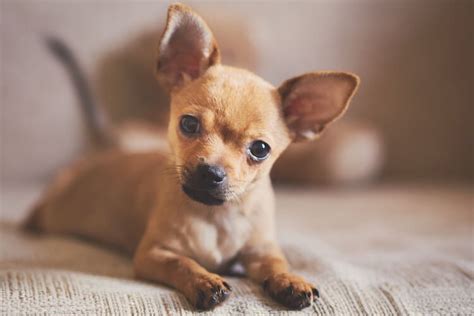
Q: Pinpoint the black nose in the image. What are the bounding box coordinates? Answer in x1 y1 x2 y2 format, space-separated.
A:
195 164 227 188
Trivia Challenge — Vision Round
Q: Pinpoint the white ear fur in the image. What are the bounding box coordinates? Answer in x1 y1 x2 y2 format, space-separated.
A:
279 72 360 141
157 4 220 90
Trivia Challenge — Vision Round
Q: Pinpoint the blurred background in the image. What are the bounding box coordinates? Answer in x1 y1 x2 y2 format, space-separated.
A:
1 1 472 221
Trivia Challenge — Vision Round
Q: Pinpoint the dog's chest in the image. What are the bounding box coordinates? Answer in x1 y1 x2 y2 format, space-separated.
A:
169 207 251 271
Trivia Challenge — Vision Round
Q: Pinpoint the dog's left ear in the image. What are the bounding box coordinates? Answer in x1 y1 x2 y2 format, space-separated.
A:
279 72 360 141
157 3 220 90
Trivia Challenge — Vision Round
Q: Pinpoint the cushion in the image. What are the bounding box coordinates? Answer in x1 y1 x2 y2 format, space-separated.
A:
1 185 472 314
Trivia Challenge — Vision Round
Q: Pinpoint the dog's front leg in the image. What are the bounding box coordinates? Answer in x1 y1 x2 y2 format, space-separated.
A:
133 244 231 310
240 242 319 310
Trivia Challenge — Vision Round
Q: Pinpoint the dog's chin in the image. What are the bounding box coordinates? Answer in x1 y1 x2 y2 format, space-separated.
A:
182 185 225 206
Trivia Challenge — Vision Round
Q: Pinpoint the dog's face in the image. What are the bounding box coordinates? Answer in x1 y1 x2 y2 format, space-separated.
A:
167 66 291 205
157 4 359 206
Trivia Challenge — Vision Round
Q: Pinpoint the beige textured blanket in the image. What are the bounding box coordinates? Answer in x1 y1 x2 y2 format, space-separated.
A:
1 185 473 315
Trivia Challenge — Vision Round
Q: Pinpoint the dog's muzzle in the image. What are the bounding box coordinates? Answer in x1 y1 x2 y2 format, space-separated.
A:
182 163 228 206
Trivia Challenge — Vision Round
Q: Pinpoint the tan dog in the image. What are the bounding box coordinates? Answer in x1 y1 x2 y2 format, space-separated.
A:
26 4 359 310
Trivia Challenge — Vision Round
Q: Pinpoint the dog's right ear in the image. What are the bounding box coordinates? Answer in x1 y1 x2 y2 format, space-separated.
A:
157 3 220 90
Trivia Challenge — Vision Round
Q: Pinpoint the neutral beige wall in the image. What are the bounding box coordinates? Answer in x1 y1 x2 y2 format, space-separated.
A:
1 1 472 183
220 1 473 181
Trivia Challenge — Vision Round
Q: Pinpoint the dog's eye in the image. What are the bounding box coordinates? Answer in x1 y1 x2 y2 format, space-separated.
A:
248 140 271 161
180 115 200 135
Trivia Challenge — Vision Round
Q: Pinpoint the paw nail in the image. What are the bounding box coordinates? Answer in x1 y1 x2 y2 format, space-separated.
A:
209 296 217 306
312 287 320 298
219 286 229 297
222 289 230 299
223 281 232 290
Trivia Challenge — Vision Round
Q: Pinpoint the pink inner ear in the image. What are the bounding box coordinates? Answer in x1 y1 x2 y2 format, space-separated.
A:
173 53 202 79
284 90 340 126
279 72 359 140
159 53 202 85
157 5 220 88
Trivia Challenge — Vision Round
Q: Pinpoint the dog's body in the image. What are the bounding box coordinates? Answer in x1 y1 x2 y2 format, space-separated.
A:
27 4 359 310
28 151 162 255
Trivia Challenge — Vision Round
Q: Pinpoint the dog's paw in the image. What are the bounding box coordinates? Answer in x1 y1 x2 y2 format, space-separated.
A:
187 273 232 310
263 272 319 310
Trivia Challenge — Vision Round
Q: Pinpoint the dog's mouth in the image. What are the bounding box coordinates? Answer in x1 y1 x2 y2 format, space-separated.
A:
182 185 225 206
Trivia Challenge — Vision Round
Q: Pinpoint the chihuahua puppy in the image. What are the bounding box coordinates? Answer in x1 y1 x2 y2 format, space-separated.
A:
26 3 359 310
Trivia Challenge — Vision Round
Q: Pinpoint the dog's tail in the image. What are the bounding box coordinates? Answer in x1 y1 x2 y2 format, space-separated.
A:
45 36 115 147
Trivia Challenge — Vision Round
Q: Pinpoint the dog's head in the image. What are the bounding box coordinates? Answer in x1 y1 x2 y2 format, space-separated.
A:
157 4 359 206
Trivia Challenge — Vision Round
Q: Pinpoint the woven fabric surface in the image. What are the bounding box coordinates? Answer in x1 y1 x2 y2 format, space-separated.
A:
1 185 473 315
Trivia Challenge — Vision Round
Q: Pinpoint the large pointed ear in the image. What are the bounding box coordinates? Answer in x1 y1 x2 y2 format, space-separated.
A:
279 72 360 141
157 3 220 90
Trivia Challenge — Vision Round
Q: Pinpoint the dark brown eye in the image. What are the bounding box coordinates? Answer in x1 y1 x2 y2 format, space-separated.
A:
180 115 200 135
248 140 271 161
